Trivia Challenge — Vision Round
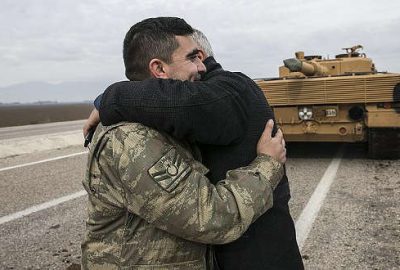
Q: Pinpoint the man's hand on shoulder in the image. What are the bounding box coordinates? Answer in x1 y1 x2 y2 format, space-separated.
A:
256 120 287 164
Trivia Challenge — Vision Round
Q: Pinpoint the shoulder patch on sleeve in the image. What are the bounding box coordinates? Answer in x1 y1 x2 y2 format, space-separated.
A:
148 147 192 192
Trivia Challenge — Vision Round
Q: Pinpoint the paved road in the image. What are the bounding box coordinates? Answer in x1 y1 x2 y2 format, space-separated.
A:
0 120 86 140
0 122 399 270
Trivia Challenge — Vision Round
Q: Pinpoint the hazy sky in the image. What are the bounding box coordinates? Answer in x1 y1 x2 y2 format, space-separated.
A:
1 0 399 89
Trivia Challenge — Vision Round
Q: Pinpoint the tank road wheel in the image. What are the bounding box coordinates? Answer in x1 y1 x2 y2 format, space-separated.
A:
368 128 400 159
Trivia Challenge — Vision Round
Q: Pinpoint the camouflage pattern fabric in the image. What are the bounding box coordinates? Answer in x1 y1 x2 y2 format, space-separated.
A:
81 123 283 269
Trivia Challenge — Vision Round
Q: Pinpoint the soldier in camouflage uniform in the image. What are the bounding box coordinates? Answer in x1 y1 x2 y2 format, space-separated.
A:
81 17 286 269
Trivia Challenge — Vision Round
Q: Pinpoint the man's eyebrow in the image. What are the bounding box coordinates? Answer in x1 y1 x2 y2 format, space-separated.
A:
186 49 200 58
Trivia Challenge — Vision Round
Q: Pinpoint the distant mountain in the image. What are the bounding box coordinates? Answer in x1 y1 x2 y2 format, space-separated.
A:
0 80 122 103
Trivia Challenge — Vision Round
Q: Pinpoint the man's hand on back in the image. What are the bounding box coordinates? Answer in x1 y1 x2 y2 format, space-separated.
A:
257 120 287 164
83 108 100 137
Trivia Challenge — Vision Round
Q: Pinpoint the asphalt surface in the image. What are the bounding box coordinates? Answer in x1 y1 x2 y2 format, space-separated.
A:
0 120 85 140
0 122 399 270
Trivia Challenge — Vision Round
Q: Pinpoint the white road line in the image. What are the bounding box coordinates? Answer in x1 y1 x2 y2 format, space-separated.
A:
295 146 345 251
0 151 88 172
0 190 87 225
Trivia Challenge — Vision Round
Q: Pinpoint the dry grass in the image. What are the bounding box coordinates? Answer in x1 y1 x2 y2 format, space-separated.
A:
0 103 93 127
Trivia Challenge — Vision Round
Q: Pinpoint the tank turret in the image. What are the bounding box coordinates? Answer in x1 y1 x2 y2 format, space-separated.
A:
279 45 376 78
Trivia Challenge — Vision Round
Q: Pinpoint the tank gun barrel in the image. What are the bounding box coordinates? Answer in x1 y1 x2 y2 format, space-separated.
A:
283 58 329 76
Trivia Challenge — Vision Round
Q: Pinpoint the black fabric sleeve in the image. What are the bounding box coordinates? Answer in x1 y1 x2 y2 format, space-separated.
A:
94 94 102 110
99 58 249 145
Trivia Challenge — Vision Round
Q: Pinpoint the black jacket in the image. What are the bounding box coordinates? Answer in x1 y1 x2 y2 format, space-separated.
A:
98 57 303 269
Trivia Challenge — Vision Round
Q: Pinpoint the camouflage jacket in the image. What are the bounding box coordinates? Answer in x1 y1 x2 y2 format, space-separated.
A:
81 123 283 270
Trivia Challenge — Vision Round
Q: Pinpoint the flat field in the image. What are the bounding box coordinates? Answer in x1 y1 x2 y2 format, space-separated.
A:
0 103 93 127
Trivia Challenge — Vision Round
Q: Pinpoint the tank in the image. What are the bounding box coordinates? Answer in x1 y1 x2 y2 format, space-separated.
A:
255 45 400 159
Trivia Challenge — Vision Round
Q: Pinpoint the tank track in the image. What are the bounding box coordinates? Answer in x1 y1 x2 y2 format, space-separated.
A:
368 128 400 159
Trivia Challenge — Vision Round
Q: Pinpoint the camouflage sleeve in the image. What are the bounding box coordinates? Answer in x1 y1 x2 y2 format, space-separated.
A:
110 124 283 245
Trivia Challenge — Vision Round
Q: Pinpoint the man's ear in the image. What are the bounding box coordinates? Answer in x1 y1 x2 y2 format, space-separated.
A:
149 59 168 78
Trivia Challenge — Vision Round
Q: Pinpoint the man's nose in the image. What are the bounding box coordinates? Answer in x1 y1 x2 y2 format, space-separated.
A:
197 60 206 73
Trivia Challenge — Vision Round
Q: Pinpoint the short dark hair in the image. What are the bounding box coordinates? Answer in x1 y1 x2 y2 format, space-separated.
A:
123 17 194 80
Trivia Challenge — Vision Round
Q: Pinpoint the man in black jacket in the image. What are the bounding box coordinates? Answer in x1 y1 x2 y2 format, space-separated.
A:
85 25 303 270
